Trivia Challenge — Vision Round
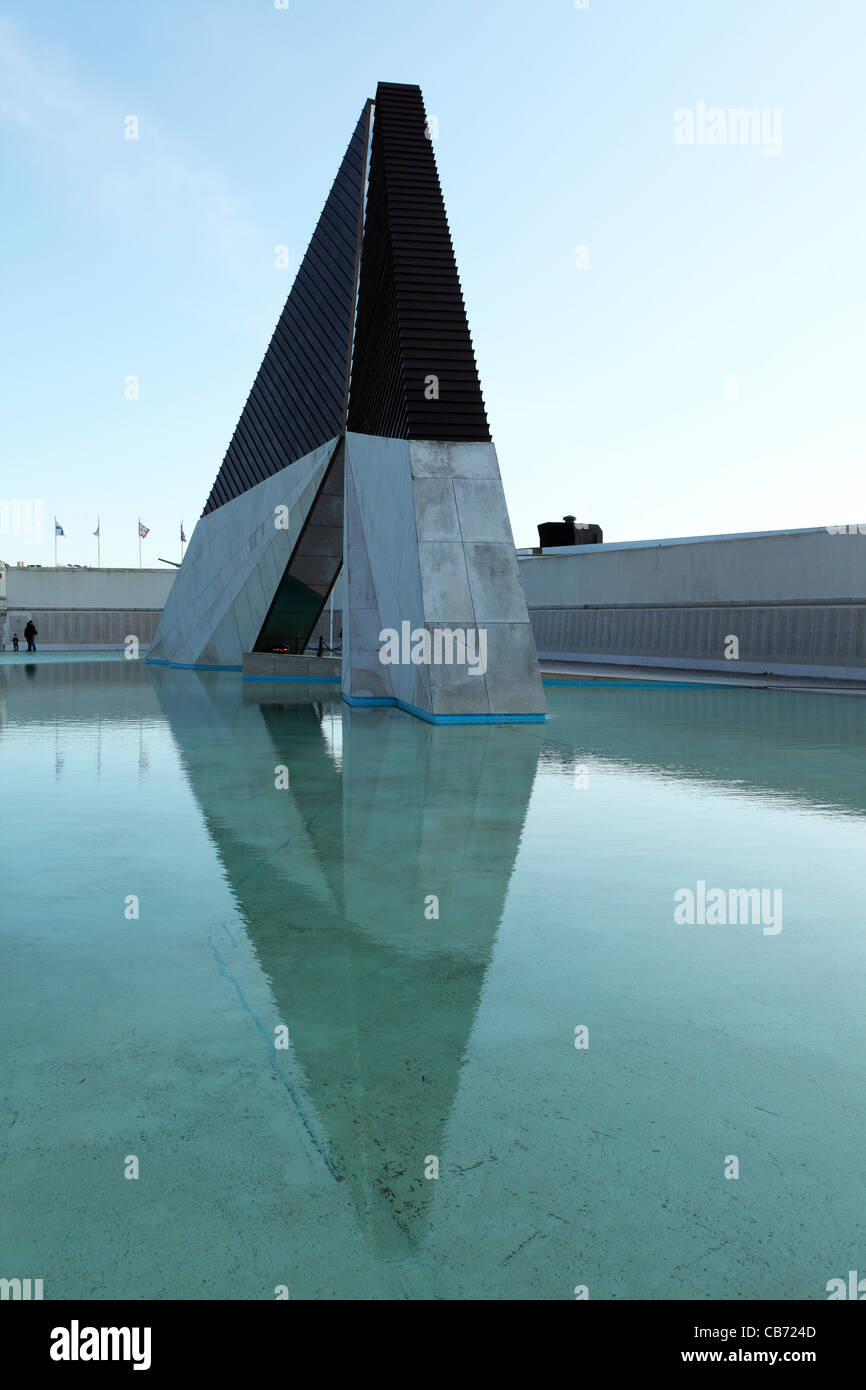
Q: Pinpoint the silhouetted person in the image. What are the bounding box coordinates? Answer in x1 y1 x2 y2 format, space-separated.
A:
24 620 37 652
12 632 19 652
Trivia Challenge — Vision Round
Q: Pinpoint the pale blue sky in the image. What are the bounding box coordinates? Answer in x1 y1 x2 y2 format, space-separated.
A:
1 0 864 566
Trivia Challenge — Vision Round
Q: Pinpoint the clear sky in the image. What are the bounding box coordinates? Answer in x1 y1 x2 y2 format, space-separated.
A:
1 0 864 567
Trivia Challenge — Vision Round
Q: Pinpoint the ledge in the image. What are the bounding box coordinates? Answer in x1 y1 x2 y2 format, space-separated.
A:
242 652 341 682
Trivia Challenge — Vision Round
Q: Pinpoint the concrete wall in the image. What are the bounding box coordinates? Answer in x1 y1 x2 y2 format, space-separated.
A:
0 566 176 650
520 528 866 608
342 434 546 719
521 527 866 679
148 438 338 668
5 566 177 610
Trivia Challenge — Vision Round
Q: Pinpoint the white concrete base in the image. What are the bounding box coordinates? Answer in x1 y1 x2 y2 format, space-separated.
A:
342 434 546 721
148 438 339 668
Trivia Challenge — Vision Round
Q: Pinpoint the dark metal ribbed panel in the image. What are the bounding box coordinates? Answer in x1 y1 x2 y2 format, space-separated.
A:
347 82 490 443
201 104 372 515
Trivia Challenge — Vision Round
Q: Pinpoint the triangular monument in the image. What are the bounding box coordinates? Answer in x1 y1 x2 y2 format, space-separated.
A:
149 83 545 723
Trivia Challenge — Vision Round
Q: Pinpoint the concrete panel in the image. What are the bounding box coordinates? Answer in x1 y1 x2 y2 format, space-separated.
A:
385 640 433 713
344 550 375 612
254 539 283 611
417 542 475 624
426 625 492 716
241 653 340 680
243 556 270 629
345 432 425 644
188 530 224 605
464 542 528 623
345 664 393 700
413 478 460 541
149 436 338 666
483 623 547 715
343 433 544 719
228 579 258 653
342 444 394 702
283 655 340 679
453 478 515 544
343 436 431 710
211 607 243 667
192 585 232 656
242 652 276 677
409 440 501 480
348 606 387 656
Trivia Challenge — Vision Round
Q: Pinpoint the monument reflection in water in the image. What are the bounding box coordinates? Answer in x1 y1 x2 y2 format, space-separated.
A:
152 666 540 1255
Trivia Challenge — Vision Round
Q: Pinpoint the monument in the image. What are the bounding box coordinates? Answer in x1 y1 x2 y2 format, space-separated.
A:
148 83 546 723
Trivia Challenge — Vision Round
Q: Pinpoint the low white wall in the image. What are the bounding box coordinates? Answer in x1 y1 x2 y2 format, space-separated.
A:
518 528 866 608
5 567 176 610
1 567 177 650
519 527 866 680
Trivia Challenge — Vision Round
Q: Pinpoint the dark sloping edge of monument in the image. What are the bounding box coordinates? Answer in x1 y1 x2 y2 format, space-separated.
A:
201 103 372 516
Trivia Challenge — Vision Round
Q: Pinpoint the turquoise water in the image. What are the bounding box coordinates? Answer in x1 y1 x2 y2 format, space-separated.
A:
1 653 865 1300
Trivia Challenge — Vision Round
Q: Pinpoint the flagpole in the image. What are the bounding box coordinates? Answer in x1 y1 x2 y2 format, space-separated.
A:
96 517 100 569
54 518 57 567
138 519 142 570
181 521 185 561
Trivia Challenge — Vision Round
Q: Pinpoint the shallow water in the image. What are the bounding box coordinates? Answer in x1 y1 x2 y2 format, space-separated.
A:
1 654 865 1299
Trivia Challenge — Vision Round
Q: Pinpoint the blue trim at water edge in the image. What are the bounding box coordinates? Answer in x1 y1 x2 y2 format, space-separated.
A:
243 674 341 684
342 693 546 724
341 694 394 707
542 678 734 690
147 660 730 694
145 659 243 672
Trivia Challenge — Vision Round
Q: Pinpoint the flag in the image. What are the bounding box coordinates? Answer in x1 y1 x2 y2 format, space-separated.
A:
93 520 100 537
54 520 65 537
180 523 187 544
138 521 150 539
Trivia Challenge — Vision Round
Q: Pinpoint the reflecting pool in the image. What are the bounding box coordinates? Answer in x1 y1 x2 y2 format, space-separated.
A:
1 654 865 1299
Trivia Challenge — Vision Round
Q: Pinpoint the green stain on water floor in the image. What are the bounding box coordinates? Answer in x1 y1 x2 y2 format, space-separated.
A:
1 654 865 1299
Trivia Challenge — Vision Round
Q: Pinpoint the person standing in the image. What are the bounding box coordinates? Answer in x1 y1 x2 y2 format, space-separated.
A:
12 632 19 652
24 619 37 652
